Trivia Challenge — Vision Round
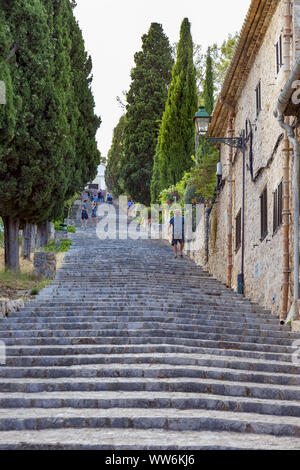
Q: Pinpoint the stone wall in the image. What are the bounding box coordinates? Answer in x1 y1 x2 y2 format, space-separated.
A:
33 252 56 280
189 1 300 315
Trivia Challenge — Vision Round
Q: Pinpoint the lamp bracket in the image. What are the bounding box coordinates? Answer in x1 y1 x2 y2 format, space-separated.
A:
206 136 244 150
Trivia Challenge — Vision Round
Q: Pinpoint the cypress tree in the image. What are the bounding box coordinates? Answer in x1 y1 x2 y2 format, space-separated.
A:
68 8 101 199
203 47 214 115
151 18 198 200
0 0 101 269
0 0 57 270
105 115 126 196
120 23 173 206
0 5 20 269
197 46 215 163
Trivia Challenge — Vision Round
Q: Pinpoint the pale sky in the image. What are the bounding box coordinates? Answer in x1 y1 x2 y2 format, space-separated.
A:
74 0 251 158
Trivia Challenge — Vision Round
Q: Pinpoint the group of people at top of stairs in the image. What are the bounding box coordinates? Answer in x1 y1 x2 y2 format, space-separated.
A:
81 189 112 227
82 191 185 258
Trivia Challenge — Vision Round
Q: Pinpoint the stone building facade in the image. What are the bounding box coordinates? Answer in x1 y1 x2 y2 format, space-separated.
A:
191 0 300 320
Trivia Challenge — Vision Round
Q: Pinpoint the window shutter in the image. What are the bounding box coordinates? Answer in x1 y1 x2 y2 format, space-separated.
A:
278 181 283 226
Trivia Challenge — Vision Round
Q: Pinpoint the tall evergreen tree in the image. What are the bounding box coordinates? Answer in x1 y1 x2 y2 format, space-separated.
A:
151 18 198 202
203 47 214 115
105 114 126 196
197 46 215 164
67 5 101 200
120 23 173 205
0 0 101 270
0 5 20 270
0 0 57 270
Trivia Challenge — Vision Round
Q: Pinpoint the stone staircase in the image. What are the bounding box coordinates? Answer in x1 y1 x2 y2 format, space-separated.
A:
0 206 300 449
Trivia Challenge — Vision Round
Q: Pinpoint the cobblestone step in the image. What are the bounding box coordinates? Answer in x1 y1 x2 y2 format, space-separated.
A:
0 428 299 450
1 361 299 385
0 408 299 437
2 350 300 373
0 331 295 355
0 208 299 449
1 316 288 334
0 376 299 400
0 322 294 344
0 339 297 363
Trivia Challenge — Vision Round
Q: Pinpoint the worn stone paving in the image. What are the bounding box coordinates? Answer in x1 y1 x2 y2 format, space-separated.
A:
0 204 300 449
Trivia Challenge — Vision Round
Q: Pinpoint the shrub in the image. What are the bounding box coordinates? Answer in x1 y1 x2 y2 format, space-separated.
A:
41 239 72 253
190 144 219 203
184 184 204 205
54 221 62 231
30 287 39 296
158 171 192 207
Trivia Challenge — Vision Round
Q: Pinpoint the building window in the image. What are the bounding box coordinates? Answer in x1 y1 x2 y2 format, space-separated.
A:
273 181 283 233
235 209 242 252
275 35 283 75
255 80 262 117
260 187 268 240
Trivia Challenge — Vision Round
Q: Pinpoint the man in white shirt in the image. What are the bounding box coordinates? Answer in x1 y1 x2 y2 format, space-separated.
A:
169 209 185 259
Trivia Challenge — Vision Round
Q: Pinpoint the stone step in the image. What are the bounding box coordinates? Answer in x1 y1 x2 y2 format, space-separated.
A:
0 428 299 450
0 340 296 363
0 330 294 353
0 377 298 401
0 361 299 388
38 297 261 307
11 310 276 325
2 350 299 374
0 212 298 449
2 315 287 333
0 322 294 344
0 319 293 340
0 407 299 437
11 300 274 311
0 389 298 417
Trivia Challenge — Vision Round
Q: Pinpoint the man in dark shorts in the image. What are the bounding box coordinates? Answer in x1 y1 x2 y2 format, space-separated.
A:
91 201 98 225
81 200 89 227
169 209 184 258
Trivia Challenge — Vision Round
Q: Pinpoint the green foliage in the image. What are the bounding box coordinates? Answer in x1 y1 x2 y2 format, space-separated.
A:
30 287 39 296
120 23 173 205
210 33 239 95
0 0 100 270
159 171 192 207
105 115 126 196
41 239 72 253
190 144 219 202
203 47 214 115
211 210 218 251
54 221 75 232
63 192 81 221
54 221 62 231
184 183 204 205
195 33 239 100
151 18 198 200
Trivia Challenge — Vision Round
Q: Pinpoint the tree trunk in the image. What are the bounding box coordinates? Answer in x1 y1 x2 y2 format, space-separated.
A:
22 222 35 260
31 225 37 252
2 216 20 271
36 221 51 249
